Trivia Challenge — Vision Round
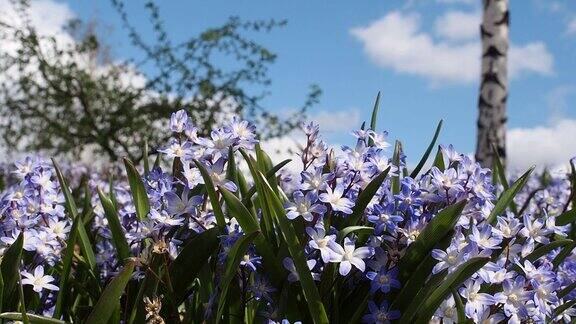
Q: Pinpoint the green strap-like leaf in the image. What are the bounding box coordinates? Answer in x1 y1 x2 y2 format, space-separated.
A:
433 146 445 171
123 157 151 220
225 147 238 188
219 186 283 286
1 233 22 311
0 265 3 314
397 200 467 283
491 143 508 190
337 226 373 242
256 171 329 324
525 239 573 262
97 188 131 262
215 231 259 323
557 209 576 226
193 159 226 230
391 141 402 195
18 272 29 324
170 228 219 304
143 139 150 175
53 213 81 319
345 167 391 227
410 120 443 178
559 282 576 298
452 288 466 323
552 241 576 269
0 312 66 324
368 91 381 146
238 150 278 246
391 232 453 313
52 159 97 271
241 159 292 208
415 257 490 323
487 167 534 224
553 298 576 318
86 262 135 324
398 269 448 322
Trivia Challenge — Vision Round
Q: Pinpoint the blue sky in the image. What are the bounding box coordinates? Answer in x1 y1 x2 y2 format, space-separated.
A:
29 0 576 168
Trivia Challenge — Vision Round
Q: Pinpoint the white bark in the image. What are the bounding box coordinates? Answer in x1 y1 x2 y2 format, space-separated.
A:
475 0 509 168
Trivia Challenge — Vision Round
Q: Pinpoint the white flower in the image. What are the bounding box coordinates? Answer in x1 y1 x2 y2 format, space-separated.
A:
328 237 374 276
306 226 337 263
319 184 355 214
21 266 59 293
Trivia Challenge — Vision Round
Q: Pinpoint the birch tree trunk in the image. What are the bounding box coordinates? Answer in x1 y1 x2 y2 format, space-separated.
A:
475 0 509 168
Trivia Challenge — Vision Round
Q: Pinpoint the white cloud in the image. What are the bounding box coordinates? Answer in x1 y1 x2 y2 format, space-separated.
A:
434 10 480 41
260 133 304 170
0 0 75 49
351 11 554 85
568 18 576 35
310 109 361 133
509 43 554 78
508 119 576 171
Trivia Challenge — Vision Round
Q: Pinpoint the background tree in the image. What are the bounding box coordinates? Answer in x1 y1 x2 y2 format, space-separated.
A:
475 0 509 168
0 0 320 162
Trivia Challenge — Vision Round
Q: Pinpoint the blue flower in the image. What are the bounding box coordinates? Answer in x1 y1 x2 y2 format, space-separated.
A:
362 300 400 324
469 224 502 251
164 188 203 216
367 204 403 235
366 267 401 293
285 191 327 222
169 109 189 133
493 276 532 318
248 275 276 303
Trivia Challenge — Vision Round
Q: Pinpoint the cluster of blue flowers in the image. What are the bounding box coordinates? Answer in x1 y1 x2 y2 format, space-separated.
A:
2 109 576 323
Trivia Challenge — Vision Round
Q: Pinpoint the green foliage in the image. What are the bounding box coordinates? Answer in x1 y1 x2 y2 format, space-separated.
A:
123 158 151 221
0 92 563 323
486 167 534 223
0 0 320 161
86 261 135 324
